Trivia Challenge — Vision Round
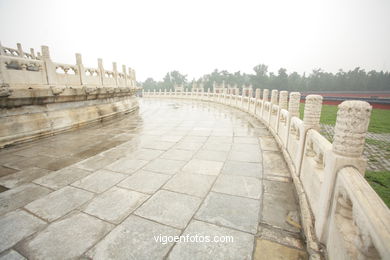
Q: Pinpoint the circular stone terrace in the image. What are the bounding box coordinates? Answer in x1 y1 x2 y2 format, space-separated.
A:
0 99 307 259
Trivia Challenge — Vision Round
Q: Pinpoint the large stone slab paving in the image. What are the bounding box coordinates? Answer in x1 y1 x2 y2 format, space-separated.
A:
259 136 280 151
105 157 149 174
168 220 254 260
0 250 26 260
195 192 260 234
231 143 260 153
143 158 187 175
135 190 202 229
0 210 46 252
160 149 196 161
0 167 52 189
75 154 118 171
17 212 113 259
3 155 53 171
261 180 301 233
228 150 261 163
117 170 171 194
141 141 176 150
207 136 233 144
71 169 126 193
24 186 93 222
233 137 259 144
0 183 52 215
182 159 224 176
0 166 18 178
202 142 232 152
174 141 204 151
262 151 290 178
194 150 229 162
160 135 185 142
83 187 149 224
221 161 262 178
33 167 92 190
212 175 262 199
180 136 208 143
129 148 164 161
258 225 305 251
254 239 307 260
86 215 181 260
0 99 307 258
163 172 215 198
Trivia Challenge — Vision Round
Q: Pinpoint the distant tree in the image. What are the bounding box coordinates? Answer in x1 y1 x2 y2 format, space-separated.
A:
141 65 390 92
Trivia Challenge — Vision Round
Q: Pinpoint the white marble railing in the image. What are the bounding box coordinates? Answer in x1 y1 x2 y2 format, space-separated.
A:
0 42 137 89
143 89 390 259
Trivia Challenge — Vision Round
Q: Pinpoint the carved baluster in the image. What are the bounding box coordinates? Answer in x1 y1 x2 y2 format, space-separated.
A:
17 43 24 58
279 91 288 110
288 92 301 118
270 90 278 105
303 95 323 131
263 89 269 102
332 101 372 158
255 88 261 99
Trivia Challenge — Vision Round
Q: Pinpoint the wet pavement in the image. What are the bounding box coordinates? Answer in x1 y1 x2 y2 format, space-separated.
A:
0 98 307 259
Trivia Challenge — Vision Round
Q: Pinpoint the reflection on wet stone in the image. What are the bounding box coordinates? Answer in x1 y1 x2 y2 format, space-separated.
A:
0 99 305 259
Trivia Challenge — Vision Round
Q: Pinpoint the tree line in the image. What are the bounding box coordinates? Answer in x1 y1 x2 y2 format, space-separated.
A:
141 65 390 92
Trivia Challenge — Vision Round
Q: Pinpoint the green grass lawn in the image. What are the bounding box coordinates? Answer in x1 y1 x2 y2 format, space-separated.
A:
365 171 390 208
299 104 390 133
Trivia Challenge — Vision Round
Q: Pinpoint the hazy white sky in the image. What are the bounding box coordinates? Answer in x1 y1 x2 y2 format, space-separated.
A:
0 0 389 81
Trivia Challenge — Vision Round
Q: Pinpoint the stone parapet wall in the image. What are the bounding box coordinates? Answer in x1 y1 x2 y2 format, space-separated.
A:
0 42 139 147
144 89 390 260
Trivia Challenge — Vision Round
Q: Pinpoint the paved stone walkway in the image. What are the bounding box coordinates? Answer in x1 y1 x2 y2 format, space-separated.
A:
0 99 307 259
321 124 390 171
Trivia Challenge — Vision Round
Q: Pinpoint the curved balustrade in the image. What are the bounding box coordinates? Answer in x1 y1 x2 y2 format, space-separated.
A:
143 89 390 259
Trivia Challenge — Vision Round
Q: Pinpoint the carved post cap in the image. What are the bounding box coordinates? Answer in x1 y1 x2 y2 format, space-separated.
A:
332 101 372 157
279 91 288 110
270 90 278 104
41 45 50 59
263 89 269 101
255 89 261 99
30 48 36 58
17 43 23 57
303 95 323 130
288 92 301 118
75 53 82 64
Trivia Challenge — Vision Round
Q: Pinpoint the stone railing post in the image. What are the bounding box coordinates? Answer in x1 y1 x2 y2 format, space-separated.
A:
75 53 86 85
288 92 301 118
97 58 105 86
270 90 278 105
303 95 323 131
316 100 372 241
17 43 24 58
279 91 288 110
0 41 5 56
263 89 269 102
332 101 372 159
255 89 261 99
30 48 36 59
122 65 128 87
241 87 245 108
41 45 56 85
112 62 118 87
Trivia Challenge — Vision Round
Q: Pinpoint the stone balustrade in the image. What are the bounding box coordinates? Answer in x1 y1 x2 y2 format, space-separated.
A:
143 88 390 259
0 42 139 147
